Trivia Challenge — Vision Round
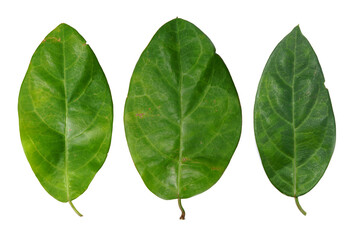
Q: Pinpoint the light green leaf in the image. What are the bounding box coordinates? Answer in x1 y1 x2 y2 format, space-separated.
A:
254 26 336 215
124 18 242 219
18 23 113 216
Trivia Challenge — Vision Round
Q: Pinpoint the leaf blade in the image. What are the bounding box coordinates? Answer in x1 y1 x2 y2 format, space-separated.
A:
254 26 336 203
124 18 241 205
18 24 113 211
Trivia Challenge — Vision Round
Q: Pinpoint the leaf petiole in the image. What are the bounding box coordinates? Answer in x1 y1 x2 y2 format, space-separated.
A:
294 197 306 216
69 201 83 217
178 198 185 220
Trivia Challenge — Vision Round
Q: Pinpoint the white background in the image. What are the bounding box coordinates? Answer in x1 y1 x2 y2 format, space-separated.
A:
1 0 359 239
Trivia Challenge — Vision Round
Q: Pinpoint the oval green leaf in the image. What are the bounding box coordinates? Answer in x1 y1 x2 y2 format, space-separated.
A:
254 26 336 215
124 18 242 219
18 23 113 216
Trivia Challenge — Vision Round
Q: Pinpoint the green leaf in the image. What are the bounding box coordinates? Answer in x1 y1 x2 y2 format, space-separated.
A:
124 18 242 219
18 23 113 216
254 26 336 215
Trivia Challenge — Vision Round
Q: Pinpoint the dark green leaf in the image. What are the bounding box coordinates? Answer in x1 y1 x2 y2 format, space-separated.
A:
124 18 242 219
18 23 113 216
254 26 336 215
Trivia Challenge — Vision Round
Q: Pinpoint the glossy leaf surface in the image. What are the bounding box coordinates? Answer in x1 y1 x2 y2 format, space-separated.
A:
124 18 242 218
254 26 336 214
18 24 113 215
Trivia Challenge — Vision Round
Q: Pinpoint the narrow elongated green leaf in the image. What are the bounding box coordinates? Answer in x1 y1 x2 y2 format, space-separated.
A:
254 26 336 215
124 18 242 219
18 24 113 216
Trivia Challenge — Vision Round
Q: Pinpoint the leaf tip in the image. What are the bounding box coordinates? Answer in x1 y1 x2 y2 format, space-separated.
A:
293 25 302 34
173 17 185 24
54 23 78 35
57 23 71 30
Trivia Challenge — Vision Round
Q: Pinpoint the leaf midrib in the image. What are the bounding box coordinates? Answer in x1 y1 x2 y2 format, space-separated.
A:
176 20 184 198
62 30 70 202
292 30 297 197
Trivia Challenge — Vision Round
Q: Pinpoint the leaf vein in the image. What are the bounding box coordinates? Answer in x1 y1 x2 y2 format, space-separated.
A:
259 114 293 159
295 68 320 129
28 136 64 171
264 81 292 125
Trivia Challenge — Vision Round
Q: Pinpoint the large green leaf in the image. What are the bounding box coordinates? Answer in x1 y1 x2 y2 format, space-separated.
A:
18 24 113 216
124 18 242 219
254 26 336 215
